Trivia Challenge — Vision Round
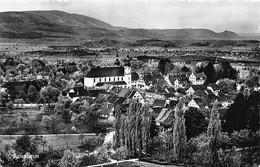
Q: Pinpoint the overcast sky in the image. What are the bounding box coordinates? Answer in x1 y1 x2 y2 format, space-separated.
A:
0 0 259 33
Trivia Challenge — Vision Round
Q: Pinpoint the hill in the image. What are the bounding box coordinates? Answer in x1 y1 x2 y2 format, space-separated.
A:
0 10 242 41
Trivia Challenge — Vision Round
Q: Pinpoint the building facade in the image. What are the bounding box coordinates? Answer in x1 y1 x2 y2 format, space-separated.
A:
84 65 132 89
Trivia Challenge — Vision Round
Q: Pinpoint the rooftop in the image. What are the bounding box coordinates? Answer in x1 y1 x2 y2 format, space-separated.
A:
86 66 124 78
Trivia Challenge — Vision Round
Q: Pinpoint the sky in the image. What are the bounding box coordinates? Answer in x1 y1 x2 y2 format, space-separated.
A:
0 0 260 33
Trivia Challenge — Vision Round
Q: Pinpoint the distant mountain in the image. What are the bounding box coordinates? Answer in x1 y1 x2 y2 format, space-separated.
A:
0 10 242 41
238 33 260 40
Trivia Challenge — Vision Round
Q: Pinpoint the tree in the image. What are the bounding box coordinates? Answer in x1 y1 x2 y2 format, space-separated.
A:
60 149 80 167
184 107 208 140
172 98 187 162
62 109 72 124
114 101 150 157
149 116 158 139
219 61 237 80
246 91 260 132
217 79 236 94
204 62 216 84
6 101 14 112
207 101 221 167
49 116 61 134
41 115 52 129
18 90 27 101
27 85 39 103
14 135 38 155
223 93 248 133
39 86 60 112
158 58 171 75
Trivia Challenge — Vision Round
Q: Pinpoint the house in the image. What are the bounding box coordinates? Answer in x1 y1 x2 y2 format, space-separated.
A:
145 92 165 104
188 98 208 109
207 83 221 95
156 109 173 130
186 85 207 95
239 69 251 80
100 102 115 118
118 88 145 104
84 61 131 88
164 93 177 100
187 72 207 85
165 87 176 94
217 93 235 108
153 99 167 108
168 74 188 89
131 72 147 89
127 90 145 104
154 79 168 88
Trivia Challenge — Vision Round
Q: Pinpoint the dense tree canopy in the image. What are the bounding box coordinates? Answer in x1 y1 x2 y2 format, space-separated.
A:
184 107 208 140
223 91 260 133
158 58 171 75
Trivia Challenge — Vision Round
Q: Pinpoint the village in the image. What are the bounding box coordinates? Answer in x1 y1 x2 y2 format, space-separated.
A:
0 42 259 166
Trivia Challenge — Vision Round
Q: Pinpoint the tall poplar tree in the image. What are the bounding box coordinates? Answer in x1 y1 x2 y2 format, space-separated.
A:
207 101 221 167
172 98 187 162
114 101 150 157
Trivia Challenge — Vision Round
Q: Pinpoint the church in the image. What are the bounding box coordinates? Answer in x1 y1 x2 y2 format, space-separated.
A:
84 58 131 89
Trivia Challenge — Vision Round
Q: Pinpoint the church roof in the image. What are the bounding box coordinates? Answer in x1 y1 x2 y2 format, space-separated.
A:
95 81 127 86
86 67 124 78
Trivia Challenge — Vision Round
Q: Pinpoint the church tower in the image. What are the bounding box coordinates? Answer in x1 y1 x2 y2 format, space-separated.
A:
124 56 131 88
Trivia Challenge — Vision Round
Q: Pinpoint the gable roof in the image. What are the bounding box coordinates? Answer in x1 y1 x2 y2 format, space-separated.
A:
169 74 188 85
192 98 208 108
128 90 137 98
156 108 168 123
110 86 122 94
88 89 106 98
100 103 114 115
95 81 127 86
155 79 167 88
152 107 163 117
73 86 91 97
207 83 220 91
189 85 207 91
160 110 174 127
115 97 126 105
118 88 131 98
153 99 166 107
86 67 124 78
194 72 207 80
165 87 176 93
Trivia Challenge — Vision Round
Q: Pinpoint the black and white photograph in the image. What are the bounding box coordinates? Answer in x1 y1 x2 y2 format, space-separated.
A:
0 0 259 166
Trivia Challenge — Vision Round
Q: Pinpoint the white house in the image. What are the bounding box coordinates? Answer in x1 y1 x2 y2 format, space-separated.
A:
131 72 147 90
186 85 207 95
84 65 131 89
188 98 208 109
168 74 188 89
187 72 207 85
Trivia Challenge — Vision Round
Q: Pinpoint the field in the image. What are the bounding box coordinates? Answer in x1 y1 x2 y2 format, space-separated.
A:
0 133 96 151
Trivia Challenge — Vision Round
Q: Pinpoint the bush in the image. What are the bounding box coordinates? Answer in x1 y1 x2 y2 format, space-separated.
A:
78 136 104 152
219 147 242 167
78 154 98 166
184 133 211 166
60 149 80 167
14 135 38 155
112 146 129 161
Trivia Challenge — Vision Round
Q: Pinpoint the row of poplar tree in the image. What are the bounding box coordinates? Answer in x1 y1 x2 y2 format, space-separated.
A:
114 98 221 166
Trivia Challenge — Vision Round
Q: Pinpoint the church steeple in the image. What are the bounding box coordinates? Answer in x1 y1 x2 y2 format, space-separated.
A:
125 55 131 67
114 58 120 66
